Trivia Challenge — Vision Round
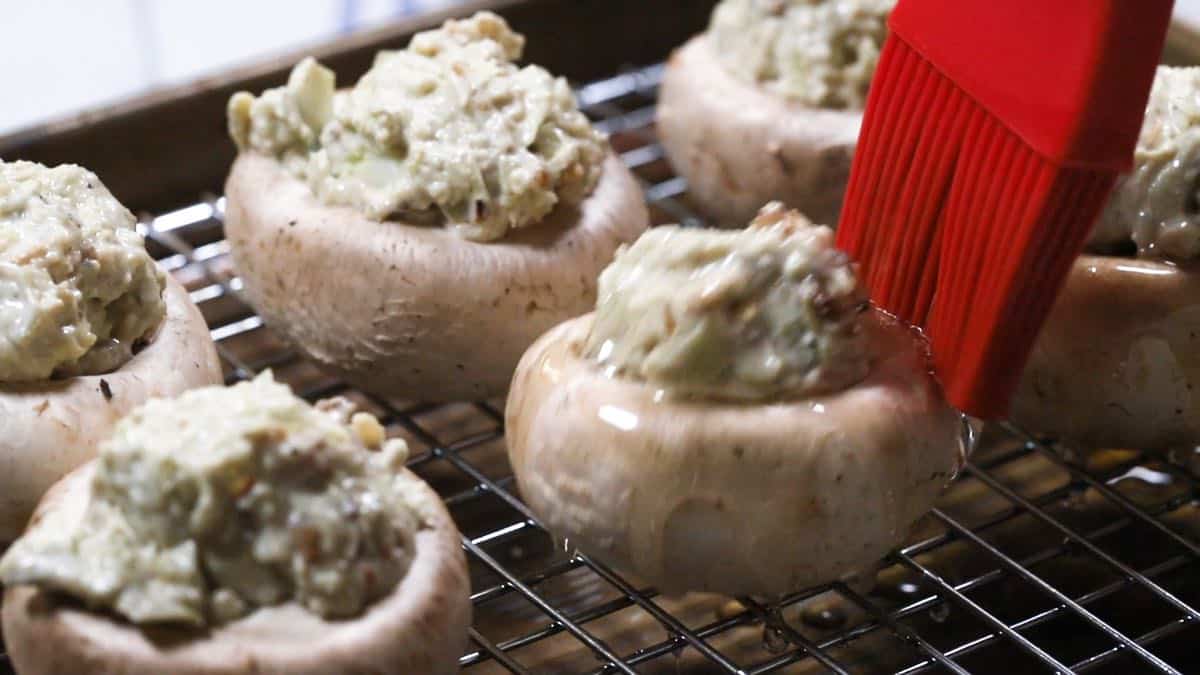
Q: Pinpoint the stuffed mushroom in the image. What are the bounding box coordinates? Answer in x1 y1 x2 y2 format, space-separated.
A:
657 0 892 227
0 160 222 542
1012 66 1200 449
0 373 470 675
505 204 964 597
224 12 649 402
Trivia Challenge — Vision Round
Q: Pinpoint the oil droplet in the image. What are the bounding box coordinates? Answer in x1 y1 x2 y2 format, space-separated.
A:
553 535 574 555
876 579 923 602
1166 447 1187 465
956 415 983 479
1107 466 1174 487
762 625 789 654
761 605 791 654
929 602 951 623
716 599 746 621
668 629 685 671
800 604 848 630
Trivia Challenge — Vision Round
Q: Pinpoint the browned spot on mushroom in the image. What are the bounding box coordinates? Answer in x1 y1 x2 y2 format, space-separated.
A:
767 140 796 176
34 400 49 415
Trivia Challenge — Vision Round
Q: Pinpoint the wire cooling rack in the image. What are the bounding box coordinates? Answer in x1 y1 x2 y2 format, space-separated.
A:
3 63 1200 675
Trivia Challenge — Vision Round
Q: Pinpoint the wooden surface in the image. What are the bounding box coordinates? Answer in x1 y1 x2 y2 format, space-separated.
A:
0 0 717 214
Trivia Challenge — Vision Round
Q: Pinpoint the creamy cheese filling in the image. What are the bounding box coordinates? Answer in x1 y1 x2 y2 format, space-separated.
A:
584 203 871 401
1090 66 1200 261
0 160 165 382
708 0 894 109
0 373 425 627
228 11 606 242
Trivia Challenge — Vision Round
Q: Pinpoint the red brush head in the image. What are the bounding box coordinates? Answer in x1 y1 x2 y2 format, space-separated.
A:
837 0 1174 418
890 0 1173 172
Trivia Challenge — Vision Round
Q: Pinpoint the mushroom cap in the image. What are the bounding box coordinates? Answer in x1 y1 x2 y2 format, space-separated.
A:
0 274 222 542
224 151 649 402
2 462 471 675
657 35 862 228
1012 255 1200 449
505 311 963 597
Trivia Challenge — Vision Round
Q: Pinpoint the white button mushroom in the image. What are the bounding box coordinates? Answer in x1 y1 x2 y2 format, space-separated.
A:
1012 255 1200 449
0 374 470 675
223 12 649 402
505 204 964 597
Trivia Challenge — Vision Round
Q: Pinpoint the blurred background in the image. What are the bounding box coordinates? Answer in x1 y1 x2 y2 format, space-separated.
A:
0 0 468 135
3 0 1200 137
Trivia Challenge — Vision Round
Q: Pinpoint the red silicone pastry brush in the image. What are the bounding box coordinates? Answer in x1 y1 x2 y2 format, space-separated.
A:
836 0 1174 419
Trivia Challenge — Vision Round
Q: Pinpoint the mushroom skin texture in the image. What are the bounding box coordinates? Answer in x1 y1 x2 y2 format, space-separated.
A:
505 311 962 597
2 462 471 675
1012 256 1200 450
224 152 649 402
657 36 861 228
0 275 221 542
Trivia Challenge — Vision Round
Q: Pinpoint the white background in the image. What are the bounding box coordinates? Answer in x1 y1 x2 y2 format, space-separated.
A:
0 0 463 135
2 0 1200 136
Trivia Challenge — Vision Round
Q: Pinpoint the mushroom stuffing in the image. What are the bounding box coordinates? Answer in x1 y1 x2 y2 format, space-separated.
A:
224 12 649 402
0 374 470 675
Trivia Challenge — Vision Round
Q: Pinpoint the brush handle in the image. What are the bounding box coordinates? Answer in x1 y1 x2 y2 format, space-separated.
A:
890 0 1173 171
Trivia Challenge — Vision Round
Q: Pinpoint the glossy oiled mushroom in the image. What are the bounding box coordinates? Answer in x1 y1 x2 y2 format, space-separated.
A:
224 12 648 402
505 205 964 596
1013 256 1200 449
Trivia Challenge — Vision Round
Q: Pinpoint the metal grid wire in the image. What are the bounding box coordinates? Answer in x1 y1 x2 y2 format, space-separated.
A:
4 63 1200 674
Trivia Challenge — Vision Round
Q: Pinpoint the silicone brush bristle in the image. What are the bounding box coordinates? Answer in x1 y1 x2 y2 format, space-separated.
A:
926 156 1113 417
927 114 1116 419
838 38 978 327
836 37 1118 418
